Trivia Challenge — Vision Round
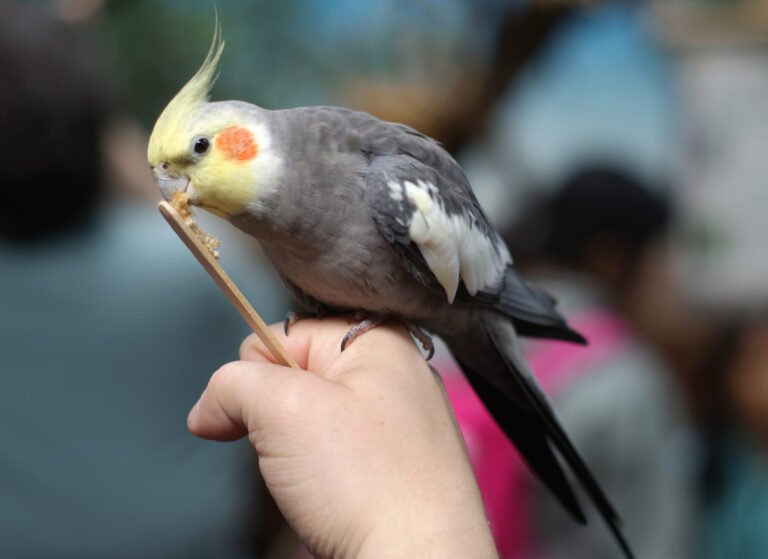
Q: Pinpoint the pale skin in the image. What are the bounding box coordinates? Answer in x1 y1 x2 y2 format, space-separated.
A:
187 318 499 559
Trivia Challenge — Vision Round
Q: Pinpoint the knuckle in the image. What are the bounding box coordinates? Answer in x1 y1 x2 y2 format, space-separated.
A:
210 361 241 389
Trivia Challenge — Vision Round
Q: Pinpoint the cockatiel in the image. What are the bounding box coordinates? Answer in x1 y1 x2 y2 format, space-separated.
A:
148 29 632 558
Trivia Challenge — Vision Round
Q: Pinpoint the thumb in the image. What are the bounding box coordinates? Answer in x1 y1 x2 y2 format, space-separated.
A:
187 360 326 442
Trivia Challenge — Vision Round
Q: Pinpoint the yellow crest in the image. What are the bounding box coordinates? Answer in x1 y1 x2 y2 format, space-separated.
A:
147 22 225 164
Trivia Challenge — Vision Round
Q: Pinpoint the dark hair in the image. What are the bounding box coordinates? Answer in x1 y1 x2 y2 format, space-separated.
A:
544 167 670 270
0 3 109 242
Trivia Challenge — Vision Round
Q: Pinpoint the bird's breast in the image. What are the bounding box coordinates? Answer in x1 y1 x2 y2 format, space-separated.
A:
228 157 446 320
254 217 441 320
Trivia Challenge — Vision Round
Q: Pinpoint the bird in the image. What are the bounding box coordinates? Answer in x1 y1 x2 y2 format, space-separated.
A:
148 27 633 558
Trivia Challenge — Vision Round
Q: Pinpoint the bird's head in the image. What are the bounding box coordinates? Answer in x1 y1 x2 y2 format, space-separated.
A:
148 27 278 218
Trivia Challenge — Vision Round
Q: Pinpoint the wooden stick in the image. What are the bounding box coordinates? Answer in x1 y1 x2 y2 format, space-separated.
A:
158 201 300 369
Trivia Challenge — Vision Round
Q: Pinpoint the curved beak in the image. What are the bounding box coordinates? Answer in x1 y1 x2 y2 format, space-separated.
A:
155 174 190 202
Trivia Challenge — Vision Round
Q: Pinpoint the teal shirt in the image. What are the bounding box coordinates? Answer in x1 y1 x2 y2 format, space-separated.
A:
701 434 768 559
0 203 288 558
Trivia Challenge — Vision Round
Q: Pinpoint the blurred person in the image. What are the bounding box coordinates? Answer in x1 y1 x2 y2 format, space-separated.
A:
442 167 694 558
697 317 768 559
526 168 694 559
0 4 286 557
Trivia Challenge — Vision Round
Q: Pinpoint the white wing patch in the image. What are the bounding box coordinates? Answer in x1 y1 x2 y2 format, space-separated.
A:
387 181 404 202
391 180 511 303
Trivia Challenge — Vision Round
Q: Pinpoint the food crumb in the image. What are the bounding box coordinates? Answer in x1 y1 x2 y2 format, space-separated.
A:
171 191 221 259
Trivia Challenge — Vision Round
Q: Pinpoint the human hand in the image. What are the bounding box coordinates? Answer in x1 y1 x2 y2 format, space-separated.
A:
187 318 498 559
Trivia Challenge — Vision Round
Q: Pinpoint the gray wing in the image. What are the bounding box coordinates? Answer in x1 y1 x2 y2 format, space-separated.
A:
289 107 581 340
283 106 510 303
356 115 584 342
354 119 512 304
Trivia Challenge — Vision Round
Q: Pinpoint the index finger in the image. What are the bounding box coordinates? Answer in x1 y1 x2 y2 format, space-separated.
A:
240 317 424 376
239 317 354 371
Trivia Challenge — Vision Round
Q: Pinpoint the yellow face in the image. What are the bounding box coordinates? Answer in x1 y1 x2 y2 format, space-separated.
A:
146 28 263 218
148 112 258 217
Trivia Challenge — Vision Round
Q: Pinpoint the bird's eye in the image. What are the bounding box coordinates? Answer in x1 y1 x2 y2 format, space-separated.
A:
192 136 210 156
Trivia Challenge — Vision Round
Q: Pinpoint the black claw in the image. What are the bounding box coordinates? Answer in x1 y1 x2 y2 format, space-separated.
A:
340 333 352 352
339 316 383 352
425 345 435 361
284 311 308 336
404 322 434 361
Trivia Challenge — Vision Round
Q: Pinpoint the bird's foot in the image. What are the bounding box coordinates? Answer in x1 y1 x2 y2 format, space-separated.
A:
404 322 435 361
339 315 434 360
283 311 317 336
340 316 386 352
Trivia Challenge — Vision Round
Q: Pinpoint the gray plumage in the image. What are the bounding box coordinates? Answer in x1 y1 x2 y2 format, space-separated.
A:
230 105 587 340
156 101 633 558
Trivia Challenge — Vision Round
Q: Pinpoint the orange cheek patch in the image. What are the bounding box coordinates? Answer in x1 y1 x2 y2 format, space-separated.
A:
215 126 258 162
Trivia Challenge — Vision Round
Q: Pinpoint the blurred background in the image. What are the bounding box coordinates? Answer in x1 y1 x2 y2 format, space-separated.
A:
2 0 768 557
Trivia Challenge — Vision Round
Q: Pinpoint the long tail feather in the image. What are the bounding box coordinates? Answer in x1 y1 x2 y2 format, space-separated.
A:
485 322 635 559
443 315 634 559
461 362 587 524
